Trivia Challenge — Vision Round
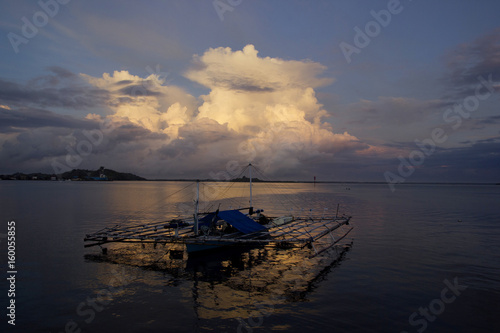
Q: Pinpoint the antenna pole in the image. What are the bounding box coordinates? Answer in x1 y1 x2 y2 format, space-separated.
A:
249 163 253 209
194 180 200 235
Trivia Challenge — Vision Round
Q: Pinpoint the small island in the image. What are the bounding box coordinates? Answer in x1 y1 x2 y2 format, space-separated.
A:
230 175 263 182
0 167 146 181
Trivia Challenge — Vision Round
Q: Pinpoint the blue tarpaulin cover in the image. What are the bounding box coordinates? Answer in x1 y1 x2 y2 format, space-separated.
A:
198 213 217 228
218 210 266 234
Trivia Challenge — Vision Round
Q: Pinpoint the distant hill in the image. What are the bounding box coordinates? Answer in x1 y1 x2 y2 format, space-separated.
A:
231 175 263 182
62 168 146 181
0 167 146 181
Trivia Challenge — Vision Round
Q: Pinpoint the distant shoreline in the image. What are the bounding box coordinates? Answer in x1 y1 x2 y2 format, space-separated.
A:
1 170 497 186
1 178 498 186
150 179 500 185
140 179 500 185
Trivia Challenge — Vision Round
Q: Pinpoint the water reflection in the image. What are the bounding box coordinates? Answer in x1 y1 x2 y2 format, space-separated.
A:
84 241 353 322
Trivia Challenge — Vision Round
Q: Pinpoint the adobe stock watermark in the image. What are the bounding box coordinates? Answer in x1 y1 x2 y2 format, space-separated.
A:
52 266 137 333
236 294 281 333
236 260 306 332
177 120 308 216
384 74 496 192
213 0 243 22
236 246 348 332
7 0 73 54
401 277 467 333
176 119 304 215
50 118 116 176
175 130 258 215
339 0 405 64
130 64 170 97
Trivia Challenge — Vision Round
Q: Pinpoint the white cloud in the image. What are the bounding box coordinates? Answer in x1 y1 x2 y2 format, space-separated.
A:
81 70 198 140
181 45 365 173
185 45 333 91
76 45 367 177
1 45 368 178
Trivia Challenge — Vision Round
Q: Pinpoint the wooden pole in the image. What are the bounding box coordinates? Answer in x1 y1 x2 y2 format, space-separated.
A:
249 163 253 210
194 180 199 235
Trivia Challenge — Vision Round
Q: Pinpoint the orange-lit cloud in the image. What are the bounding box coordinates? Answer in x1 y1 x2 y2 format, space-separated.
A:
77 45 368 176
81 70 198 139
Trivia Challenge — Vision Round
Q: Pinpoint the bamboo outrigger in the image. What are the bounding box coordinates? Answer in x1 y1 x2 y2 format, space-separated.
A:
84 164 353 258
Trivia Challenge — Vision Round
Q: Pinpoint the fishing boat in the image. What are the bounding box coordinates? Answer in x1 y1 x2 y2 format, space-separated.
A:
84 164 353 258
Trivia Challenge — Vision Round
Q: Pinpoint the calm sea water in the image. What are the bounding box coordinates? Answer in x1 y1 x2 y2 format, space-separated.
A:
1 181 499 332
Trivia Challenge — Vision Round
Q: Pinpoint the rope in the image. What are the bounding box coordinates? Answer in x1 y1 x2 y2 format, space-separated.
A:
114 182 195 227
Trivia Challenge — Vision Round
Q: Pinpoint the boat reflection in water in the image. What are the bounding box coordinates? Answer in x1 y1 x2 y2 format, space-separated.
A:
84 239 353 324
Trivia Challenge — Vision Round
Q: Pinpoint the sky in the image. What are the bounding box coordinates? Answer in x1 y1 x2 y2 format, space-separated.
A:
0 0 499 184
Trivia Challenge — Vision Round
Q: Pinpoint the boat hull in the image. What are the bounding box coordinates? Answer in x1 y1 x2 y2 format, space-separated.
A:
186 242 226 254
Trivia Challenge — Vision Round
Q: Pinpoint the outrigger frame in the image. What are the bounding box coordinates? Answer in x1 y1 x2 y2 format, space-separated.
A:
83 164 353 258
84 214 352 258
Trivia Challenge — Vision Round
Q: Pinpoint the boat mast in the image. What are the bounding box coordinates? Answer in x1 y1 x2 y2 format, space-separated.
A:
194 180 200 235
249 163 253 210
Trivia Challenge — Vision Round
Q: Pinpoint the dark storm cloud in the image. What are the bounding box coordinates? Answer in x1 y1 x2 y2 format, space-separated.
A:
0 113 167 174
379 138 500 183
157 139 197 159
27 66 77 85
423 140 500 174
443 27 500 98
0 67 110 109
0 107 97 132
209 77 276 92
118 84 163 97
156 119 241 159
231 83 274 93
105 122 166 143
0 127 73 169
114 80 134 86
187 69 277 92
0 67 168 174
178 118 238 144
476 136 500 143
453 115 500 132
0 122 81 164
347 97 445 126
476 115 500 125
24 66 77 88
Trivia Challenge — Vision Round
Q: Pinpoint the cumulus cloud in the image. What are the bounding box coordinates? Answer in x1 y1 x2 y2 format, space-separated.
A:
1 45 369 178
180 44 364 173
185 45 333 92
80 70 198 139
